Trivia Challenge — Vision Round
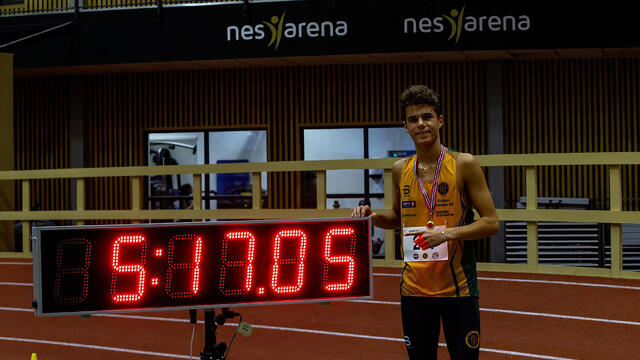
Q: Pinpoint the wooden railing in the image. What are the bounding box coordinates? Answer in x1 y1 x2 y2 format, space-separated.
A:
1 153 639 279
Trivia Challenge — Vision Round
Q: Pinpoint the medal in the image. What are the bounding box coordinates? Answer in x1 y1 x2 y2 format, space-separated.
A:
414 145 446 229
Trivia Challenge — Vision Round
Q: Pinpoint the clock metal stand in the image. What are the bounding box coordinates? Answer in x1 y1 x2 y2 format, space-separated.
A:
192 307 240 360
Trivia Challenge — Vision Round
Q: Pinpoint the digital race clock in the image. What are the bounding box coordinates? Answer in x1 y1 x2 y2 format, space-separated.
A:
32 218 372 316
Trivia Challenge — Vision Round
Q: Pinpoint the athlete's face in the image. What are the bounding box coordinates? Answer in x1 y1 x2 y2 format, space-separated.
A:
403 104 443 147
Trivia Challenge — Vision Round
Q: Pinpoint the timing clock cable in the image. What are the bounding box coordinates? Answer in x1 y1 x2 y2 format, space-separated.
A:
223 314 242 359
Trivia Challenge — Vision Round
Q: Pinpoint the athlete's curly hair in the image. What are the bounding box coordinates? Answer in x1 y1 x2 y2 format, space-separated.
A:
399 85 442 120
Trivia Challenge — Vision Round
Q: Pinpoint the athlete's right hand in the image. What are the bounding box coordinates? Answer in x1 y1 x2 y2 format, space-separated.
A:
351 205 376 220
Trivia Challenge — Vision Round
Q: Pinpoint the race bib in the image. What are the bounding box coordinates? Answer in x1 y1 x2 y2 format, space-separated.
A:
402 226 449 262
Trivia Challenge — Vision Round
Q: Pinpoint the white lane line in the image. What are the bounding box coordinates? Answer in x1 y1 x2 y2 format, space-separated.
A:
246 323 573 359
0 336 190 359
478 277 640 291
0 308 575 360
1 262 637 290
350 299 400 306
248 323 401 342
373 272 640 291
0 262 32 265
348 300 640 326
4 283 640 327
0 307 31 312
480 347 575 360
239 323 567 359
481 308 640 327
0 282 33 286
6 274 640 292
98 313 191 323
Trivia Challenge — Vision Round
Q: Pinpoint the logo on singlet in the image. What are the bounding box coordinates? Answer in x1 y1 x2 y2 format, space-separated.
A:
402 201 416 208
403 185 411 197
465 330 480 349
438 182 449 195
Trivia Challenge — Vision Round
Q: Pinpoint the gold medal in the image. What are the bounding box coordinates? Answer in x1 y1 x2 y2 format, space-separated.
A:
426 220 435 230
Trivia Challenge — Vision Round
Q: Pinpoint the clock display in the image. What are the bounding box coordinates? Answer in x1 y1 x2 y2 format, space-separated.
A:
32 218 372 316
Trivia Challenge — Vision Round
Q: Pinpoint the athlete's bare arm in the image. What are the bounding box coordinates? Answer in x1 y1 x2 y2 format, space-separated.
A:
351 159 403 230
446 153 499 240
410 153 499 250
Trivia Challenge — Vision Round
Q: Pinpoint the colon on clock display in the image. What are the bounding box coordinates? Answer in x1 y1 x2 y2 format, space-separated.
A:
32 218 372 316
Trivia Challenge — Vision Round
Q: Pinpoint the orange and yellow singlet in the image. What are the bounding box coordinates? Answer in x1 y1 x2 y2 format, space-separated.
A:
399 150 478 297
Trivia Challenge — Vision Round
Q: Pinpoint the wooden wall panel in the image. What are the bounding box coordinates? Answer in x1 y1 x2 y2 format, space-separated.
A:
16 58 639 258
75 62 489 255
15 59 635 256
0 53 14 251
78 63 486 213
297 62 486 154
503 58 640 211
13 62 490 252
14 77 70 213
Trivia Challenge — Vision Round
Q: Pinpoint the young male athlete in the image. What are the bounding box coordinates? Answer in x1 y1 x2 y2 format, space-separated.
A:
352 85 499 359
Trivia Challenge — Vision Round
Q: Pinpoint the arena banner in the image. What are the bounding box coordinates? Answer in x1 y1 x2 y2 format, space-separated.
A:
0 0 634 68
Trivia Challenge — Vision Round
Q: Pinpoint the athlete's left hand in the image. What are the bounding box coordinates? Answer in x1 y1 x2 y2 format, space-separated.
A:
405 229 447 250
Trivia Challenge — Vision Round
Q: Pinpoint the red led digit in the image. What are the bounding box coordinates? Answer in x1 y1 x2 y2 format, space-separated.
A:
110 235 148 303
270 229 308 294
53 238 92 304
165 234 203 298
322 227 357 292
219 231 256 296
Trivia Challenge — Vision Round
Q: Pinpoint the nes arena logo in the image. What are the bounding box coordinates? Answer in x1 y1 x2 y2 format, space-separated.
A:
226 11 348 49
403 5 531 44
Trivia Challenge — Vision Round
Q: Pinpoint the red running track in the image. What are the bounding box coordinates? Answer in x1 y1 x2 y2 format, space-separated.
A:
1 259 639 359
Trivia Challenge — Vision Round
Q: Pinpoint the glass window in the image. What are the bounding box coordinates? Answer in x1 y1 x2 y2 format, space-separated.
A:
208 130 268 210
303 126 415 258
367 127 416 194
304 128 365 195
146 130 267 212
148 132 205 211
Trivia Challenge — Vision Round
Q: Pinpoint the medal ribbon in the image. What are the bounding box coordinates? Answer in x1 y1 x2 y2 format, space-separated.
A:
413 145 446 218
